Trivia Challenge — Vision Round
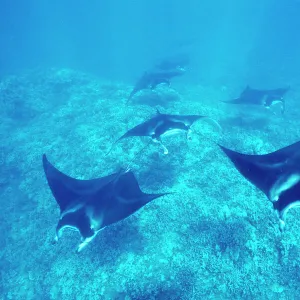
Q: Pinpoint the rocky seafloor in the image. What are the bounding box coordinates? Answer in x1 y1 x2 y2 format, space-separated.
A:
1 68 300 299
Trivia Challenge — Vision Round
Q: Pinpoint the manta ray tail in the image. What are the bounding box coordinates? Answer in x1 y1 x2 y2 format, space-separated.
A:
221 98 243 104
126 91 135 104
105 131 134 156
105 139 121 156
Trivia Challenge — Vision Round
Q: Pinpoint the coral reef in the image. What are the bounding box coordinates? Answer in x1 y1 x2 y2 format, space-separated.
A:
1 68 300 299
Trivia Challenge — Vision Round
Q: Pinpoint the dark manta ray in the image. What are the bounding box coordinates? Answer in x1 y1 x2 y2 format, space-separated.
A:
223 86 289 113
128 67 185 102
219 141 300 230
42 155 167 252
112 110 221 154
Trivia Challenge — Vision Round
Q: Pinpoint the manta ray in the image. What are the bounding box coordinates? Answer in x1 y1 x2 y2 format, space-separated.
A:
127 67 185 102
42 155 167 252
223 86 289 113
110 109 221 154
219 141 300 230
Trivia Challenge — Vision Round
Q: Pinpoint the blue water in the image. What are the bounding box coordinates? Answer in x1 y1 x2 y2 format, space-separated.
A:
1 0 300 299
2 1 300 84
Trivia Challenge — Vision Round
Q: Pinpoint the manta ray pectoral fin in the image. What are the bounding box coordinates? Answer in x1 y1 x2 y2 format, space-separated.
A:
218 145 280 196
219 142 300 230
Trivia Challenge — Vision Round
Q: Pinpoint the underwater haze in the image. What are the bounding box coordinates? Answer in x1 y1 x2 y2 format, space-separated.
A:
1 0 300 299
2 0 300 84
